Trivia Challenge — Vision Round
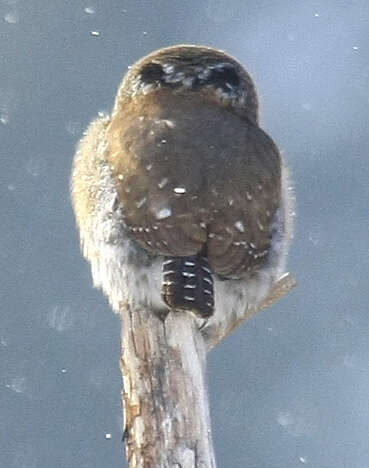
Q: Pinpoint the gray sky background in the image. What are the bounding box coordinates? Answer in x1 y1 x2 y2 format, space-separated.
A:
1 1 369 467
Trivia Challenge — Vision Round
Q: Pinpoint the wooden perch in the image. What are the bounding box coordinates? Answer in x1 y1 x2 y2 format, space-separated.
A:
202 272 296 350
120 273 296 467
120 307 216 468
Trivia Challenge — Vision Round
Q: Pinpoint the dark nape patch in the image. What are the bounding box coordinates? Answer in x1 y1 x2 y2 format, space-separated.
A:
139 63 165 84
138 61 241 96
207 66 240 89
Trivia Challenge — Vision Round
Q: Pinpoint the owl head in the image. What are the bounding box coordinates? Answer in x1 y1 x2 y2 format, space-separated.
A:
115 45 259 124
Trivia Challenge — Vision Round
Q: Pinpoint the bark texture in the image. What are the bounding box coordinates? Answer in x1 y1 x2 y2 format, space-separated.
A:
120 306 216 468
120 273 295 467
203 273 296 350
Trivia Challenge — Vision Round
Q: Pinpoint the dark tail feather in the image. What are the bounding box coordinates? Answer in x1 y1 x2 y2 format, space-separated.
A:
161 253 214 318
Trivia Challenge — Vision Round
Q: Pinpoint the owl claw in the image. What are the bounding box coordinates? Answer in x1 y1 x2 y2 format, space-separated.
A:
198 318 209 331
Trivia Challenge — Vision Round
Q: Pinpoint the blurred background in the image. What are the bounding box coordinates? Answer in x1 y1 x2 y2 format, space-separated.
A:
1 0 368 467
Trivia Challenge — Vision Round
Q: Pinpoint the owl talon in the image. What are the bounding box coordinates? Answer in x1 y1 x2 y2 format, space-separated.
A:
198 318 209 331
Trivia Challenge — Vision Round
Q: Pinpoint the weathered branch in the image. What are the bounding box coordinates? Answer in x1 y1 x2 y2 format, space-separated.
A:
119 273 296 467
202 272 297 350
120 305 216 468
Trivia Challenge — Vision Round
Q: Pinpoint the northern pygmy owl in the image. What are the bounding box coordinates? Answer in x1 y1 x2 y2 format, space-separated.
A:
71 45 293 320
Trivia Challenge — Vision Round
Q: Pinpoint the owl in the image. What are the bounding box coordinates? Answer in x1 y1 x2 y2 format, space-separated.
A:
71 45 293 321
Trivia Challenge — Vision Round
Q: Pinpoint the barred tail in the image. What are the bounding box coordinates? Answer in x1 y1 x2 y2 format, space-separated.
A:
161 253 214 318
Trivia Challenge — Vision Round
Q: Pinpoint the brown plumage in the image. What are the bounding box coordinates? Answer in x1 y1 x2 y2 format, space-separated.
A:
71 45 292 318
107 88 280 277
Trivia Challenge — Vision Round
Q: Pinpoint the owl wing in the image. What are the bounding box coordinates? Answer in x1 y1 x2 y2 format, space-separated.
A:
105 97 281 279
205 123 282 278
